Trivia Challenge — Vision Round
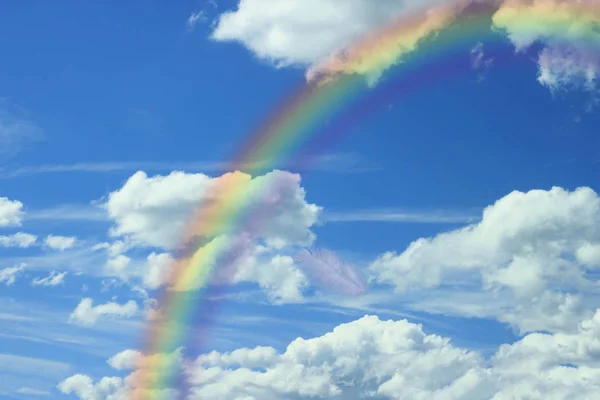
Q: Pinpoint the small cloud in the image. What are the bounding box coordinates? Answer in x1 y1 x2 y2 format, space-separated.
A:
0 232 37 248
32 271 67 287
68 298 139 326
0 264 26 286
0 196 24 227
44 235 77 251
470 42 494 82
187 11 207 31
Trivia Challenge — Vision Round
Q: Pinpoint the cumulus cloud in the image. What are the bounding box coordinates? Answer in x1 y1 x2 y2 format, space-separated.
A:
44 235 77 251
60 311 600 399
68 298 139 326
211 0 444 68
370 186 600 334
0 196 24 226
32 271 67 287
0 263 25 285
0 232 37 248
104 255 131 279
104 170 320 250
232 245 309 303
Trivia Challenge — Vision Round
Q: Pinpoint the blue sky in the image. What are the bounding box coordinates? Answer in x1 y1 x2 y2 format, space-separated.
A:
2 1 600 399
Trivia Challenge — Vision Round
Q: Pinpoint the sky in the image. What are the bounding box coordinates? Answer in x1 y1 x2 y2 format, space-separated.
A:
1 0 600 399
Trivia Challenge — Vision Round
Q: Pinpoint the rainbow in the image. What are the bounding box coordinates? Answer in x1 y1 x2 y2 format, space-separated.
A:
132 0 600 398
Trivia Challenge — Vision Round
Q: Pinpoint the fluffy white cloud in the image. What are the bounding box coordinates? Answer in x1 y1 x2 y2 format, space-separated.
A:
32 271 67 287
57 375 127 400
44 235 77 251
0 232 37 248
0 264 25 285
0 196 24 227
492 0 600 92
104 170 320 250
104 255 131 279
68 298 139 326
370 186 600 334
60 311 600 399
232 246 309 303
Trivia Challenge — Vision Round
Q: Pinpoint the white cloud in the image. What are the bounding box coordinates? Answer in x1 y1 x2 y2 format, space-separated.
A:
59 310 600 399
0 264 25 286
107 349 142 370
57 375 127 400
68 298 139 326
104 170 320 250
32 271 67 287
0 232 37 248
232 247 309 303
0 196 24 226
92 240 130 257
211 0 443 68
104 255 131 279
370 186 600 334
44 235 77 251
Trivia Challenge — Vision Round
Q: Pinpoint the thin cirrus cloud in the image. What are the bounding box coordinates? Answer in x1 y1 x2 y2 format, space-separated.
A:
323 208 479 224
0 153 381 179
32 271 67 287
0 101 44 157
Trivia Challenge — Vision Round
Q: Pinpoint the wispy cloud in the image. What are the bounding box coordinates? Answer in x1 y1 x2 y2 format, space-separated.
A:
26 204 107 222
17 387 50 396
323 208 478 224
0 353 71 377
0 153 381 178
0 161 230 178
0 100 44 157
187 11 207 31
